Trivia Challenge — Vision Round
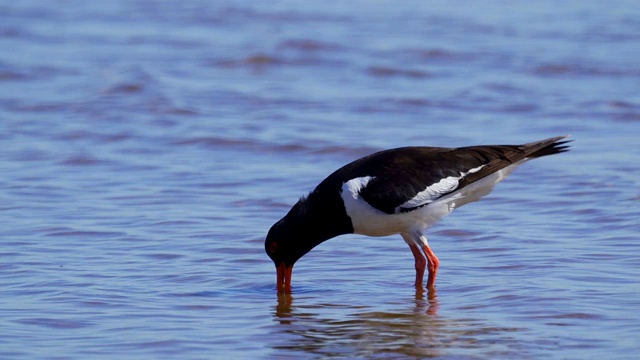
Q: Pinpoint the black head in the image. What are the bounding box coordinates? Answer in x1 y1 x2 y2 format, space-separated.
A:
265 190 353 293
265 200 312 269
265 199 315 294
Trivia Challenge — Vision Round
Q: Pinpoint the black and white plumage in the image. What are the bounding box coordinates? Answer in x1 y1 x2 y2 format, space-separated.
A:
265 136 571 293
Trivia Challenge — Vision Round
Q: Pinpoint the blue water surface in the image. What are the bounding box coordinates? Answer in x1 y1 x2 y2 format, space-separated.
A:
1 1 639 359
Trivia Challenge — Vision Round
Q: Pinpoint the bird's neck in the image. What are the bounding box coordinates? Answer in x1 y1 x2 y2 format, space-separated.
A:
294 189 353 248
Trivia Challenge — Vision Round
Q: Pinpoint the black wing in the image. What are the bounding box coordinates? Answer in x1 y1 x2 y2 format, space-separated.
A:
327 136 570 214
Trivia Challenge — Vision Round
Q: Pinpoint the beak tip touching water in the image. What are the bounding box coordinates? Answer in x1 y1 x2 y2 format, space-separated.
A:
276 263 293 293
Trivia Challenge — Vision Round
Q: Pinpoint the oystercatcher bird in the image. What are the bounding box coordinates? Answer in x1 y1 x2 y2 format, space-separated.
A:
265 136 570 293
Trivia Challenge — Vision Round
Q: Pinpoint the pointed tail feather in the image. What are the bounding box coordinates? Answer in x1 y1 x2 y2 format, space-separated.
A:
524 135 572 159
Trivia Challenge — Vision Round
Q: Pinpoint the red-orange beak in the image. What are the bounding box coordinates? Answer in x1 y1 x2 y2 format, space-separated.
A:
276 263 293 293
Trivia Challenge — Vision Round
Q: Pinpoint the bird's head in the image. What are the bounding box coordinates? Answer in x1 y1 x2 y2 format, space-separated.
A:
265 220 296 294
266 195 333 293
264 199 314 293
265 189 353 293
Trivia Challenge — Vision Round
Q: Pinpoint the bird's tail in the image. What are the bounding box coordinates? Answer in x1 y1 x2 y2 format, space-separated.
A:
523 135 572 159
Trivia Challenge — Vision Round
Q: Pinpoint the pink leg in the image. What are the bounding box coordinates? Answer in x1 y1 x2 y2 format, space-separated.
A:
408 243 426 289
421 245 440 290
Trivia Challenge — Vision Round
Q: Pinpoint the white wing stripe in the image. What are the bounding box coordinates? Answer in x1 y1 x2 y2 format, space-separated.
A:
395 165 485 213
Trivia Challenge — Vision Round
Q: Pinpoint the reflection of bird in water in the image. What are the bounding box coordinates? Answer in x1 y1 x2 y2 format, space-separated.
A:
266 136 571 294
415 288 439 316
269 291 518 358
275 293 294 325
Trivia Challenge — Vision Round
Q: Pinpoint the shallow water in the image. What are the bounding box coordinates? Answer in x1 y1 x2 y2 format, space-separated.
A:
2 1 640 359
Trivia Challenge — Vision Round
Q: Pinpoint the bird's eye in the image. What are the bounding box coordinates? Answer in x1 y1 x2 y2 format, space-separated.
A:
269 242 278 253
